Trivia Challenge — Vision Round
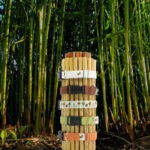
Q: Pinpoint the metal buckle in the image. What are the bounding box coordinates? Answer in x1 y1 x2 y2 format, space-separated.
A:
58 131 64 141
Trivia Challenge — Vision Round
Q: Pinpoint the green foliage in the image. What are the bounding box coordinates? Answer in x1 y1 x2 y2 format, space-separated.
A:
9 130 17 142
0 130 18 145
18 126 28 138
26 141 33 146
0 130 7 145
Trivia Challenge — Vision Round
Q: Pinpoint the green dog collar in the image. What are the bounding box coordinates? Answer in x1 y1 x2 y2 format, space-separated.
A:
60 116 99 125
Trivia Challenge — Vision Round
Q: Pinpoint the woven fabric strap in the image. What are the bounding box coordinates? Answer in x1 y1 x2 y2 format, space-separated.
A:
60 86 98 95
59 100 97 109
60 116 99 125
62 70 97 79
58 131 97 141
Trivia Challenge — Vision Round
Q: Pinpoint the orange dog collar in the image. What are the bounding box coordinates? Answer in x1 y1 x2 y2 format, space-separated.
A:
58 131 97 141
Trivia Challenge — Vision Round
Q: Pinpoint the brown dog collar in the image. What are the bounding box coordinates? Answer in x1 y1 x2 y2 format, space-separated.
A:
60 86 98 95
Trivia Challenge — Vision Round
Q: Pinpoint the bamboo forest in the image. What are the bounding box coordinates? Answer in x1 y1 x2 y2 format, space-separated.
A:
0 0 150 149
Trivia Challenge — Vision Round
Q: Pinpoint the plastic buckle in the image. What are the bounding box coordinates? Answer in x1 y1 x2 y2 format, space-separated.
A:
95 88 99 95
58 131 64 141
57 71 62 81
57 101 61 110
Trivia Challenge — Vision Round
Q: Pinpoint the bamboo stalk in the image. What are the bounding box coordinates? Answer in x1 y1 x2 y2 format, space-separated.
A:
66 57 70 150
33 28 39 122
91 59 96 150
87 57 92 150
35 6 44 135
61 59 66 150
47 0 57 130
1 0 12 127
75 52 79 150
79 55 84 150
83 56 88 150
70 55 75 150
94 0 109 132
42 0 52 130
110 0 118 120
116 0 126 114
124 0 133 128
137 0 149 112
50 0 66 133
27 0 34 126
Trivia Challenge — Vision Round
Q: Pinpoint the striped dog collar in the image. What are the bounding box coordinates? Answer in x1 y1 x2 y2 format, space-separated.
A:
58 131 97 141
60 116 99 125
61 70 97 79
59 100 97 109
60 86 98 95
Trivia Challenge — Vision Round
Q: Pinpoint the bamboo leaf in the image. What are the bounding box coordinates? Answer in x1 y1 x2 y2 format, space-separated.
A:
0 130 7 145
105 19 110 30
9 130 17 142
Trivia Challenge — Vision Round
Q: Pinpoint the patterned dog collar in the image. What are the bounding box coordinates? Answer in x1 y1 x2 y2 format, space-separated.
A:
60 86 98 95
59 100 97 109
58 131 97 141
61 70 97 79
60 116 99 125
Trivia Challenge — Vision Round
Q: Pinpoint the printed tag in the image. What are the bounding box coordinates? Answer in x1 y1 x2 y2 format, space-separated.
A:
79 134 85 141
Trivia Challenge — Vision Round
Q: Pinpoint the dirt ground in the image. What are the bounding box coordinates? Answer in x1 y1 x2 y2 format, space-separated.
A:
1 133 150 150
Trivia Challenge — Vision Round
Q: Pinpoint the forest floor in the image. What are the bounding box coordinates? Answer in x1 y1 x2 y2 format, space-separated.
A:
1 133 150 150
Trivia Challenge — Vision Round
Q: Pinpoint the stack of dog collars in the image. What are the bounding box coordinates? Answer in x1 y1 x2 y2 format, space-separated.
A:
58 52 98 150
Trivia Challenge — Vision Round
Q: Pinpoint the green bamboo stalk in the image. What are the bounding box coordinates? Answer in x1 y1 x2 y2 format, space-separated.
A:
128 2 140 121
47 0 57 130
9 31 16 117
124 0 133 128
116 0 126 114
94 0 109 132
1 0 12 128
129 57 140 121
50 0 66 134
18 31 26 122
27 0 34 126
134 0 149 112
42 0 52 130
40 1 47 131
33 27 39 121
35 6 44 135
110 0 118 120
142 0 150 94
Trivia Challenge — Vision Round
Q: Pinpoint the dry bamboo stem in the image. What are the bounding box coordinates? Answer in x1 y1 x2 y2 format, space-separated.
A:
65 58 70 150
87 57 92 150
91 58 96 150
83 57 89 150
74 52 79 149
79 56 84 150
70 55 75 150
61 59 66 150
